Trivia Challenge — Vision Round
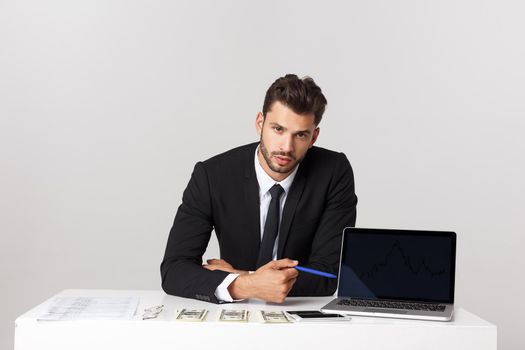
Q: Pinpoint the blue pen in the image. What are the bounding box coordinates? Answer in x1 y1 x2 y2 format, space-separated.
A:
295 266 337 279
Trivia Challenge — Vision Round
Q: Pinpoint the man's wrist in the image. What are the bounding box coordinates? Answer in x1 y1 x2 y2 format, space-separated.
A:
227 274 252 300
214 273 240 302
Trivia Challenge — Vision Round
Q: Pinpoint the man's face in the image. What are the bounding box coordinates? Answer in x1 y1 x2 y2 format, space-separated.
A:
256 101 319 181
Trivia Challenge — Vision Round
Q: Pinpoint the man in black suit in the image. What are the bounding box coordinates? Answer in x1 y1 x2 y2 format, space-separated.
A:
161 74 357 303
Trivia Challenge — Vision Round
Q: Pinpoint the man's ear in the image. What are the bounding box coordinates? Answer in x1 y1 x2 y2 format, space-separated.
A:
255 112 265 136
309 127 320 148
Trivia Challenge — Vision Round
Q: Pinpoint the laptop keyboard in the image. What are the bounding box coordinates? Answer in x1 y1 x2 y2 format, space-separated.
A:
337 299 446 312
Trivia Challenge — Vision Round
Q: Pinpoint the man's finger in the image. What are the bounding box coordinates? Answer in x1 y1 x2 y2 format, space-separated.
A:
266 258 298 269
207 259 226 265
283 267 299 278
203 264 223 271
286 278 297 290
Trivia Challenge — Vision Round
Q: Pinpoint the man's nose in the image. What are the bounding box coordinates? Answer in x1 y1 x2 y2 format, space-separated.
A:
280 134 294 153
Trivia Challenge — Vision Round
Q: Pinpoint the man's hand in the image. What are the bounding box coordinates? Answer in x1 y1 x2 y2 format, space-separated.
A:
203 259 248 275
227 259 299 303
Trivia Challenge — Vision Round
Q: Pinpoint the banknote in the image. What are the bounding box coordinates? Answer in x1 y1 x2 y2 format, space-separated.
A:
175 309 208 321
219 309 249 322
260 310 290 323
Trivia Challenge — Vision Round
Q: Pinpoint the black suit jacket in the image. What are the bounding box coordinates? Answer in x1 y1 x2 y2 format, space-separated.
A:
161 142 357 303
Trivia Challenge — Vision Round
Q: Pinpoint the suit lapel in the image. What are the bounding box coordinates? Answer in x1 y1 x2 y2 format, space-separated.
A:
243 144 261 266
277 170 306 259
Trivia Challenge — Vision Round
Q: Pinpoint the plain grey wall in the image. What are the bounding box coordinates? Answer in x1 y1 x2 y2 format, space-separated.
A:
1 1 524 349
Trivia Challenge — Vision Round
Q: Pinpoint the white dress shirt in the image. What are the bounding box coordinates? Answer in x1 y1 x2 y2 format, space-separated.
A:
214 146 299 302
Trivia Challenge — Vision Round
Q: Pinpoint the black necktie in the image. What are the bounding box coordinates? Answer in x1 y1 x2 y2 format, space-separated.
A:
256 184 285 268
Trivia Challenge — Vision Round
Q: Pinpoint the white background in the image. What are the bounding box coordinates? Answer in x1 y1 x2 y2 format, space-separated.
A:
1 1 523 349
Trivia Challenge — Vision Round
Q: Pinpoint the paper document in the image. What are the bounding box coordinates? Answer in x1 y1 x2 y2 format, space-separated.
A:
37 296 139 321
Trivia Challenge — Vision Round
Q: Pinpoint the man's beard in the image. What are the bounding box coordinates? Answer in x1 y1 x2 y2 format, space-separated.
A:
259 136 301 174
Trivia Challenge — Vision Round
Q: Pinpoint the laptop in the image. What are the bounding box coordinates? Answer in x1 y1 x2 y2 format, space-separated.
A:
321 228 456 321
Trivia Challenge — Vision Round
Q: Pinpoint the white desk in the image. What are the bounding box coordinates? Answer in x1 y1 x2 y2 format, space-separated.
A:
15 289 497 350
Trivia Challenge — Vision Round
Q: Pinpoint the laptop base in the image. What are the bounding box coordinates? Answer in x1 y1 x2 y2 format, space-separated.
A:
321 298 454 322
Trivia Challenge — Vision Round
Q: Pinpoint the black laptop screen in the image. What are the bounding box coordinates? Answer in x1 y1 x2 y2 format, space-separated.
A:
338 229 456 303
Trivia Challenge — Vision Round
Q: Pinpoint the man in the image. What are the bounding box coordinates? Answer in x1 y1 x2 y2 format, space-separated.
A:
161 74 357 304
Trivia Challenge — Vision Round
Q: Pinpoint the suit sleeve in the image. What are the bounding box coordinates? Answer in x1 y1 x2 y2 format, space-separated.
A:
160 162 229 303
289 153 357 297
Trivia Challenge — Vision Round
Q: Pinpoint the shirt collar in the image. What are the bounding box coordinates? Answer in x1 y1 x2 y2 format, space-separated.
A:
254 145 298 196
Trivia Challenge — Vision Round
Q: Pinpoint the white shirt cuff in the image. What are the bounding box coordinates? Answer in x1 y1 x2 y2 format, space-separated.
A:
214 273 240 302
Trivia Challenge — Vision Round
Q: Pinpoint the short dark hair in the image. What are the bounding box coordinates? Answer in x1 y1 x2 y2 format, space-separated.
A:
262 74 327 126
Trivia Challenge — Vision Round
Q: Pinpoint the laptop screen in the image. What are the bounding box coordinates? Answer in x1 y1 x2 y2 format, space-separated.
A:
338 228 456 303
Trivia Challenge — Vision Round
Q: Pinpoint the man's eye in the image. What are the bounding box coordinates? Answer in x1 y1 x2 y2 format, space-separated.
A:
273 126 283 132
296 133 306 139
